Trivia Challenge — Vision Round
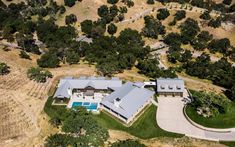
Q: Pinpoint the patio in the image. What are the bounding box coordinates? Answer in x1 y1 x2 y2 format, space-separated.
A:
67 92 109 108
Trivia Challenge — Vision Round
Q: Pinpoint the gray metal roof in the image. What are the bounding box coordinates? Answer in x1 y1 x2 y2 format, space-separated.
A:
101 82 154 119
54 77 122 98
156 78 184 93
54 81 72 98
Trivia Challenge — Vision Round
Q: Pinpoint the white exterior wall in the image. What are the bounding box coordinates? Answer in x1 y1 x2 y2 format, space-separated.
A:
101 106 128 123
101 97 152 124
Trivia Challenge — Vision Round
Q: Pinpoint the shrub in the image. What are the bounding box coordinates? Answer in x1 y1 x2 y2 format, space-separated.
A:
0 62 10 75
199 11 211 20
111 139 146 147
222 0 232 5
19 51 31 60
147 0 154 5
107 0 119 4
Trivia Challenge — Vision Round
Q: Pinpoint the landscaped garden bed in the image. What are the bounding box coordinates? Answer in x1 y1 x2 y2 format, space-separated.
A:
185 90 235 129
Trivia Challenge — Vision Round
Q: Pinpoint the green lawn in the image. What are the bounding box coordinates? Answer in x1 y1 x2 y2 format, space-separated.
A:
185 103 235 128
93 105 183 139
220 141 235 147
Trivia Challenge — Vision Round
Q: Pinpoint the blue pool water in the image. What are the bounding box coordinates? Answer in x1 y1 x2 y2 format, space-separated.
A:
72 102 98 110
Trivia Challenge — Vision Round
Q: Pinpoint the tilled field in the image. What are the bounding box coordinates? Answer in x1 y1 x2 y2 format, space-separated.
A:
0 48 96 146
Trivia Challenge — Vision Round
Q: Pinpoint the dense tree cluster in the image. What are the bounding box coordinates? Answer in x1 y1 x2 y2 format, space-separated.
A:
180 18 200 44
136 58 177 79
164 32 182 47
142 15 165 39
83 29 150 76
81 19 106 38
208 38 231 54
208 17 222 28
37 20 77 48
0 2 40 53
37 52 60 68
98 5 127 24
111 139 146 147
27 67 53 83
164 17 232 55
167 46 192 63
0 62 10 75
0 0 68 55
191 31 213 50
97 4 126 24
44 101 109 146
189 90 231 117
183 54 235 92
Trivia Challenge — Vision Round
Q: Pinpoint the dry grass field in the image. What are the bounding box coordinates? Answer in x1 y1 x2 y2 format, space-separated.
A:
0 47 97 146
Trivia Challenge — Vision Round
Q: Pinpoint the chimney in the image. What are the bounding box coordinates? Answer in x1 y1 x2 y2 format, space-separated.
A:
114 97 121 107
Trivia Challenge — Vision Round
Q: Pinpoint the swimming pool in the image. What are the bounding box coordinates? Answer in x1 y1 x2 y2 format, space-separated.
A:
72 102 98 111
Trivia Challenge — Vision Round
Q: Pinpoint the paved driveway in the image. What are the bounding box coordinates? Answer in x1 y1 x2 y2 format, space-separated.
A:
156 96 235 141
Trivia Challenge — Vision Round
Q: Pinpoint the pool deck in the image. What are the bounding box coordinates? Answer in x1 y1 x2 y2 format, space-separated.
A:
67 92 109 109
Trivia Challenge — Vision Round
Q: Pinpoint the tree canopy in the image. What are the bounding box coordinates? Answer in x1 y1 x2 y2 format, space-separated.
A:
142 15 165 39
27 67 53 83
107 23 117 35
64 0 76 7
156 8 170 20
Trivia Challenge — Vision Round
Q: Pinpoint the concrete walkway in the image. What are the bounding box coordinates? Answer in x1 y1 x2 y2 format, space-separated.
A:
156 96 235 141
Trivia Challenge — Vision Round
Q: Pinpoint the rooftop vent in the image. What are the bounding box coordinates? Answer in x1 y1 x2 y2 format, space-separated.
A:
116 97 121 102
176 85 181 89
160 85 165 89
114 97 121 107
168 85 173 89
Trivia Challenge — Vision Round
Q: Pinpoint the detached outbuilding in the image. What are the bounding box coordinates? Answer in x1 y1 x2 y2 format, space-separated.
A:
156 78 184 97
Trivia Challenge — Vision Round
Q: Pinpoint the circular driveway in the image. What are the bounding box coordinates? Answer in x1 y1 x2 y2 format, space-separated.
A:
156 96 235 141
